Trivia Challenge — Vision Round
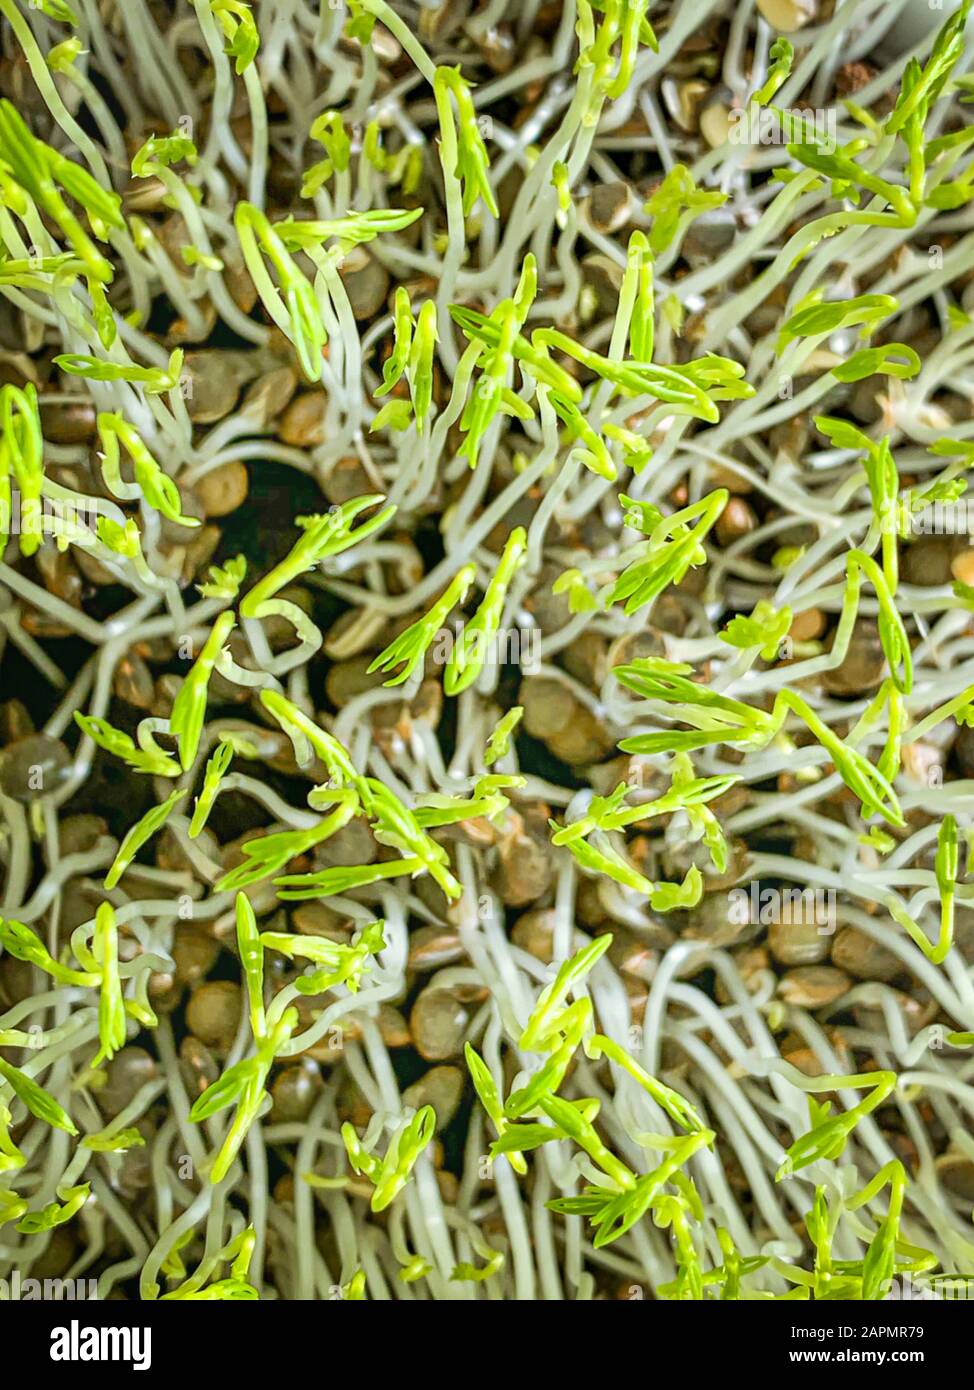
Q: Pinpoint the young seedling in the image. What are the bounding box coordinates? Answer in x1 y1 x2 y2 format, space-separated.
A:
369 564 476 686
483 706 523 766
103 788 186 890
445 529 527 694
53 349 184 395
720 601 793 662
776 1071 896 1179
215 788 359 893
234 201 327 380
74 712 180 778
190 899 297 1183
160 1225 259 1300
241 495 395 621
0 383 44 558
433 66 498 218
604 491 728 615
97 413 199 529
170 613 237 770
341 1105 436 1211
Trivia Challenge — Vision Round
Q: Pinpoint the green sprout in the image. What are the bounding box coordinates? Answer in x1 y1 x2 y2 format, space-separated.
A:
604 491 727 615
53 349 184 394
0 383 44 558
96 414 199 528
215 788 359 893
451 1241 505 1283
367 778 462 899
369 563 477 686
211 0 260 73
433 67 498 217
74 712 181 778
274 857 426 901
719 601 793 662
92 901 126 1067
0 99 122 283
198 555 247 602
776 1071 896 1179
552 568 598 613
170 613 237 771
260 918 385 996
190 899 299 1184
160 1226 259 1300
0 917 96 988
104 788 186 890
341 1105 436 1211
241 495 395 620
776 292 898 356
258 689 369 800
374 290 438 429
751 37 794 108
617 659 905 827
361 122 423 195
234 201 326 380
444 529 526 695
644 164 727 256
17 1183 90 1236
302 110 351 195
82 1127 146 1154
484 706 523 766
0 1056 77 1137
886 814 958 964
189 738 236 837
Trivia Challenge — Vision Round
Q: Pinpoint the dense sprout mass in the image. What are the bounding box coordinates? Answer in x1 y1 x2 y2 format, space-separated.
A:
2 0 974 1303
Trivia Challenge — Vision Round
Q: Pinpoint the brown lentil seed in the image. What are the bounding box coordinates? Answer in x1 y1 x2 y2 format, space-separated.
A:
777 965 852 1009
0 735 73 802
186 980 243 1051
410 988 469 1061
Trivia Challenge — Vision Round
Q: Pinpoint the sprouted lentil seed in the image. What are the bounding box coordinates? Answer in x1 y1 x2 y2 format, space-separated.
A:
0 0 972 1304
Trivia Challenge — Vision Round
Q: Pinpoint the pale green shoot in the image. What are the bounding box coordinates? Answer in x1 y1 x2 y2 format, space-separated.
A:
464 1043 527 1175
216 789 359 893
104 788 185 890
643 164 727 257
170 612 237 770
241 495 395 618
74 711 181 778
604 491 727 615
776 1071 896 1178
97 413 199 528
368 564 476 686
720 600 793 661
189 738 235 837
433 66 498 217
445 529 526 694
302 111 351 195
92 902 126 1067
484 706 523 766
197 555 247 601
342 1105 436 1212
0 1056 77 1136
53 349 184 394
260 918 385 997
211 0 260 72
0 383 44 558
234 201 326 380
0 917 96 988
